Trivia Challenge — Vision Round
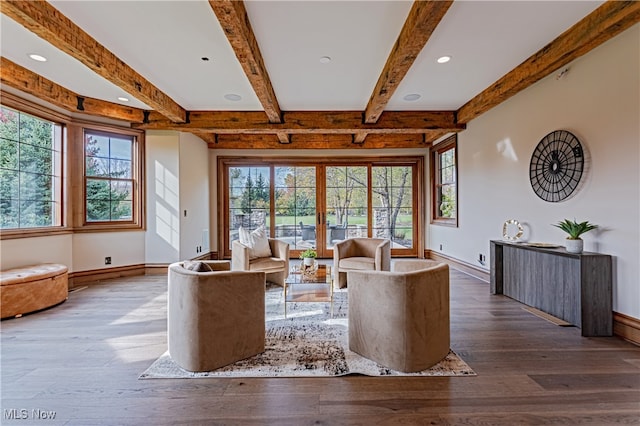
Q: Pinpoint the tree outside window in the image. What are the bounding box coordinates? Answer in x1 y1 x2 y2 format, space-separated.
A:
0 106 62 230
84 130 134 223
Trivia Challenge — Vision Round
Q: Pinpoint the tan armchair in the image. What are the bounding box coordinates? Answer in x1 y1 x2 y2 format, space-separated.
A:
347 259 450 372
232 238 290 286
168 261 265 372
333 237 391 288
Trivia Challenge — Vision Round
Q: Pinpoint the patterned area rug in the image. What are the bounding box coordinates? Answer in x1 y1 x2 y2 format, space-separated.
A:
140 286 475 378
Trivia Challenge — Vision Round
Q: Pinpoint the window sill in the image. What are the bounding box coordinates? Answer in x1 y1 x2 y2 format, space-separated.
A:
431 218 458 227
0 227 73 240
74 223 145 233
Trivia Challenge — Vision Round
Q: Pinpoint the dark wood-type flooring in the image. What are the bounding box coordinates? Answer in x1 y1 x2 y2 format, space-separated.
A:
2 268 639 425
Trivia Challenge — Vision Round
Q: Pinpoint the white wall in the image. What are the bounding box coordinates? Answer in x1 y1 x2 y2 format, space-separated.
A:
72 232 145 270
429 24 640 318
0 234 73 270
145 131 180 264
179 132 210 259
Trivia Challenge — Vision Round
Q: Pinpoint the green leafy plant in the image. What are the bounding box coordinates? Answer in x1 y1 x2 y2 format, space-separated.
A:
299 248 317 259
553 219 598 240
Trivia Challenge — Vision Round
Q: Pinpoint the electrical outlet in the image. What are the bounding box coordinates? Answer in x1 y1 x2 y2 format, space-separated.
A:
105 256 111 265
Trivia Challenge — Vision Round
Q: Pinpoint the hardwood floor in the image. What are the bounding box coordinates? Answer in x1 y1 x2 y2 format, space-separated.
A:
2 269 639 425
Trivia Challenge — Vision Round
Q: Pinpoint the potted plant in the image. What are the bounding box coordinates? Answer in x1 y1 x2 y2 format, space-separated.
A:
553 219 598 253
299 248 317 266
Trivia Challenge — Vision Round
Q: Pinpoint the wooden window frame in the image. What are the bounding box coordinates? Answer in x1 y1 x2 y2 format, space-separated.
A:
0 92 145 240
430 134 458 227
218 156 423 258
72 122 145 232
0 94 68 240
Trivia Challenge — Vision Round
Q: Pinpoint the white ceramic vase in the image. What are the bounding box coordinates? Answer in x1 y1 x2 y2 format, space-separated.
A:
565 238 583 254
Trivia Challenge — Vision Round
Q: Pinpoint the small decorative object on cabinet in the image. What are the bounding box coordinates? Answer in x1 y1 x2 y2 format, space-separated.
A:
553 219 598 254
502 219 524 241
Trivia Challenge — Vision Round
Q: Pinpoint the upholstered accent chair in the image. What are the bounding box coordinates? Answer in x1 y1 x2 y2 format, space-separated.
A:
232 237 290 287
347 259 450 373
167 260 266 372
333 237 391 288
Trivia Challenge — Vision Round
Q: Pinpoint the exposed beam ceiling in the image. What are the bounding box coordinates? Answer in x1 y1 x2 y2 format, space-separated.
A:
1 57 146 123
208 0 282 124
458 0 640 124
1 1 638 149
196 133 443 150
133 110 464 135
363 0 453 124
1 0 187 123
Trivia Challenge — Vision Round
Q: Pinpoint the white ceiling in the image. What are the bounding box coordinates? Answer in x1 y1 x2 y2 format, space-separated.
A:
1 1 604 116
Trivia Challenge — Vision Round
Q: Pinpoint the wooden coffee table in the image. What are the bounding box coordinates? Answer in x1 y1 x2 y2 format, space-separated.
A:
284 264 334 318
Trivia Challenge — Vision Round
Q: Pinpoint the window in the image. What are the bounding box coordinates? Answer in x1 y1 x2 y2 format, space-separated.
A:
274 166 316 249
1 94 145 239
0 106 62 230
84 130 135 223
220 157 422 258
431 135 458 226
372 165 414 247
228 166 271 247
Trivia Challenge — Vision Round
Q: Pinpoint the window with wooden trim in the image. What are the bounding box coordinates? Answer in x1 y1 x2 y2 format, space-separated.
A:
0 95 144 239
220 156 422 258
431 135 458 226
0 106 63 230
81 128 143 228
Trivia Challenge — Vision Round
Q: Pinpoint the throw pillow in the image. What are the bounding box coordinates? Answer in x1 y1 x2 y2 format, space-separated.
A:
182 261 214 272
238 226 272 259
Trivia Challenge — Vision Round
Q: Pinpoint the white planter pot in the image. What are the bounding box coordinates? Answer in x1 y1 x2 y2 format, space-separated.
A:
303 257 315 266
565 238 583 254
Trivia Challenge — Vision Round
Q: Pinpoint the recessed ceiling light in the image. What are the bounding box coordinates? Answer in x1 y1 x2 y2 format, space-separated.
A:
403 93 421 102
437 56 451 64
224 94 242 101
319 56 332 64
117 97 129 102
28 53 47 62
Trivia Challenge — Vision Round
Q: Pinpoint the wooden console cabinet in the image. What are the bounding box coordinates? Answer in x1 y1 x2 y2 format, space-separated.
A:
490 240 612 336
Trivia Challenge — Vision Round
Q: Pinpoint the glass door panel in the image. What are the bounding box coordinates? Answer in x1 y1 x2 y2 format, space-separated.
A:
372 165 414 250
325 166 368 251
228 166 270 249
274 166 317 253
222 158 420 258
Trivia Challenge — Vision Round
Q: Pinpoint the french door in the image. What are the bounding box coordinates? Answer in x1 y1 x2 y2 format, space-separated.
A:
220 157 422 259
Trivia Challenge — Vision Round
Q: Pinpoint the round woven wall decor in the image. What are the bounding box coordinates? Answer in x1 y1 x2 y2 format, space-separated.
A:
529 130 584 202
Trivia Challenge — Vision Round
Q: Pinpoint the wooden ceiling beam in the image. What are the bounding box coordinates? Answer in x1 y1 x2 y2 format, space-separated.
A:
0 57 146 123
352 132 368 144
1 0 187 123
363 0 453 124
276 132 291 144
457 0 640 124
133 110 464 134
198 133 441 150
209 0 282 123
